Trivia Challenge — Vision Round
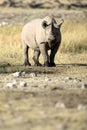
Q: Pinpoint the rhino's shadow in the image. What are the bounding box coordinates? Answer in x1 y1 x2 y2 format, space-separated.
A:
57 63 87 67
0 62 87 74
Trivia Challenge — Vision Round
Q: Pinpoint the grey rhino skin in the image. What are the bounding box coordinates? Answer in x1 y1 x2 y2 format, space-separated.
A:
21 16 64 67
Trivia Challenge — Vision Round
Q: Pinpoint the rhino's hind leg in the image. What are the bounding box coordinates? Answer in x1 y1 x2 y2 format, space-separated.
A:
33 50 42 66
23 44 31 66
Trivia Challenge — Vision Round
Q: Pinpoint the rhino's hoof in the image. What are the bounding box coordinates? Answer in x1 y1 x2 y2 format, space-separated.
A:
24 62 31 66
34 62 42 66
44 62 50 67
50 62 56 67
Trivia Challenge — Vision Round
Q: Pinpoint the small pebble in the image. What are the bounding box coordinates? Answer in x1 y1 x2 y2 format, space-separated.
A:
65 77 73 81
45 76 51 81
73 79 78 83
57 124 67 130
12 71 21 77
77 104 87 110
0 22 8 27
81 83 87 89
6 82 16 88
29 72 37 77
50 85 58 90
38 110 45 115
12 80 17 86
19 81 27 87
55 101 65 108
22 71 25 76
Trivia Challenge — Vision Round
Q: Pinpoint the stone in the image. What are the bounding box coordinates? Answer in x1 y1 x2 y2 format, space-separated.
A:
77 104 87 110
65 77 73 81
19 81 27 87
29 72 37 77
81 83 87 89
22 71 25 76
55 101 65 108
12 71 21 77
45 76 51 81
0 21 8 27
57 124 67 130
6 82 16 88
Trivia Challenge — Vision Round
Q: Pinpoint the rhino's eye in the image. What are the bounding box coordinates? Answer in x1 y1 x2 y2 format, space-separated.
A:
42 20 49 29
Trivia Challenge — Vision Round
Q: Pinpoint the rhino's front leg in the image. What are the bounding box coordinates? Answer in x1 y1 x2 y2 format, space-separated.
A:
23 44 31 66
33 50 42 66
50 43 60 67
39 44 50 67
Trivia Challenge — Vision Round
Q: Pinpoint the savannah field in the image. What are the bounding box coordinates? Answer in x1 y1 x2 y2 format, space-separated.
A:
0 0 87 130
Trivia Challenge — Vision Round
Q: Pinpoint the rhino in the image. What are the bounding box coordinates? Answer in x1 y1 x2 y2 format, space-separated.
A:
21 16 64 67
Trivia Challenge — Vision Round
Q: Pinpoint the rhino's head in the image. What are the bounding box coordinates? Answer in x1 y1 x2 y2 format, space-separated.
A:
52 19 64 44
42 18 64 48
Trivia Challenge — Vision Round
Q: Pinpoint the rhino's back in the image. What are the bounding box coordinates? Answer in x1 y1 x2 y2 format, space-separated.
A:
22 18 42 37
21 18 44 49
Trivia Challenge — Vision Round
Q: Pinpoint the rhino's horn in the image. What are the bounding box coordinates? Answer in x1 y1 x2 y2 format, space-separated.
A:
58 19 64 28
53 23 58 28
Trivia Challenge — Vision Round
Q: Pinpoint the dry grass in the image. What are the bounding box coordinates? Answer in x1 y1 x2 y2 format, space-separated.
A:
0 25 22 64
0 21 87 65
61 21 87 53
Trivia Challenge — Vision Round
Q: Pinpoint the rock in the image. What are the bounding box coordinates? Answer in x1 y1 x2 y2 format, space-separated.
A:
5 80 27 89
55 101 65 108
6 83 14 88
12 71 21 77
81 83 87 89
29 72 37 77
6 82 17 88
12 71 26 77
45 76 51 81
50 82 65 90
38 110 45 115
19 81 27 87
73 79 78 83
22 71 25 76
74 78 82 83
50 85 58 90
77 104 87 110
4 80 17 89
57 124 67 130
12 80 17 86
65 77 73 81
0 22 8 27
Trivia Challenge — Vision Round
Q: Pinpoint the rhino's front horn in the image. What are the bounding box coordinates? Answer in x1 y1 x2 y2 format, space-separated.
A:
58 19 64 28
53 23 58 28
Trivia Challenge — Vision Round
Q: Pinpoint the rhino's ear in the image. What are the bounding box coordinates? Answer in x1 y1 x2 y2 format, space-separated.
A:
58 19 64 28
42 20 48 29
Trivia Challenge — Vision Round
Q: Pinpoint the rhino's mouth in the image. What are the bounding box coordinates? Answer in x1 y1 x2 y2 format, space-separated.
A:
40 41 55 48
48 37 56 43
48 39 56 48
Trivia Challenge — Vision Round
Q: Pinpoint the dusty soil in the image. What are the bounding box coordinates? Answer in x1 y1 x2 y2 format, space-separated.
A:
0 63 87 130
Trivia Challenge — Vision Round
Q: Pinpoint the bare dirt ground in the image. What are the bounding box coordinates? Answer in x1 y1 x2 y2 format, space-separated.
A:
0 62 87 130
0 5 87 130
